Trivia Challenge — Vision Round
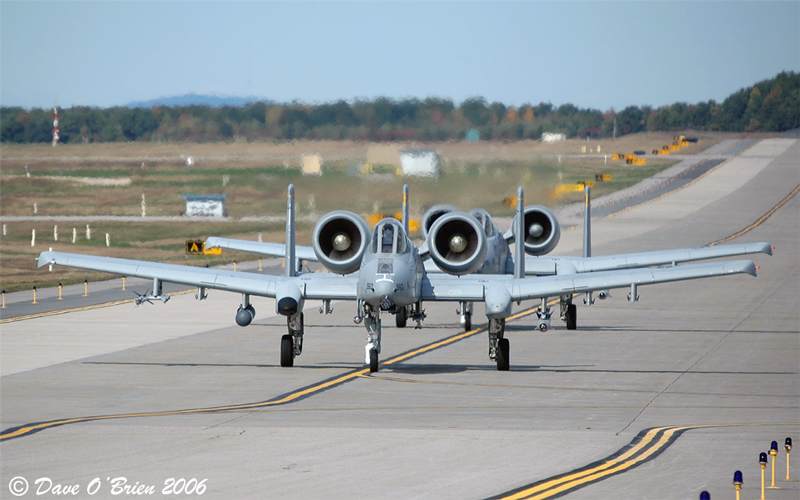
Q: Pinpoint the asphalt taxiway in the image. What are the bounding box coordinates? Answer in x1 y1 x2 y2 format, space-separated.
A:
1 139 798 499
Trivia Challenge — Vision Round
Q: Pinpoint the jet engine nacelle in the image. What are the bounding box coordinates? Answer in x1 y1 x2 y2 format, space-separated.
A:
421 204 458 238
513 205 561 256
312 210 371 274
276 281 304 317
427 212 488 276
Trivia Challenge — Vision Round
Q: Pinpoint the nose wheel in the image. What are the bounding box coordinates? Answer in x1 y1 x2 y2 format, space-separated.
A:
368 348 379 373
364 308 382 372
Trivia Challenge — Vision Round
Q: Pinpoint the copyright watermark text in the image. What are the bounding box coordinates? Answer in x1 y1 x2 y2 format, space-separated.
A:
7 476 208 496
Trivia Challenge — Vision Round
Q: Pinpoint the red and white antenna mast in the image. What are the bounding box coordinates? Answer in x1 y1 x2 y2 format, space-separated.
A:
52 106 59 147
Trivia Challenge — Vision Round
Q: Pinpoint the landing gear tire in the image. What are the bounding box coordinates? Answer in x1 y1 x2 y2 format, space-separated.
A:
395 308 407 328
280 334 294 367
464 313 471 332
496 338 510 371
369 348 379 373
537 322 549 332
565 304 577 330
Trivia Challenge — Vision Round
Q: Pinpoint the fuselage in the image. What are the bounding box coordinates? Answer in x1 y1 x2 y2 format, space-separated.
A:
358 218 424 311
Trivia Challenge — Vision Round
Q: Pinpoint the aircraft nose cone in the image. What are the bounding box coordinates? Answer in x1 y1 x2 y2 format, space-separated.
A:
374 280 395 297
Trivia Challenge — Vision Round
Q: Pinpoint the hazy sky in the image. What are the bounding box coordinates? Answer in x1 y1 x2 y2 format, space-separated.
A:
2 1 798 110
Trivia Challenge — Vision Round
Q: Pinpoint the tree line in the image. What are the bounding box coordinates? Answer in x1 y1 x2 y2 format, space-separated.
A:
2 71 796 144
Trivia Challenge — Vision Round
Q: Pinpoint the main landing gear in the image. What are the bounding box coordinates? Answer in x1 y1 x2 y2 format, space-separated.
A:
280 313 304 367
395 307 407 328
488 318 509 371
559 295 577 330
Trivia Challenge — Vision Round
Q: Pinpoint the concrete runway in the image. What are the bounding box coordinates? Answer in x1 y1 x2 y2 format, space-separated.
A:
1 139 798 499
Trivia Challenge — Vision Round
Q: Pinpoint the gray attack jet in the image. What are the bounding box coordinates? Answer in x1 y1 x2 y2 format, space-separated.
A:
38 185 771 372
206 185 773 336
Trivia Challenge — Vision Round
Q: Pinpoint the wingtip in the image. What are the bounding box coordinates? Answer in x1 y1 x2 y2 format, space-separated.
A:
752 241 773 256
37 251 54 268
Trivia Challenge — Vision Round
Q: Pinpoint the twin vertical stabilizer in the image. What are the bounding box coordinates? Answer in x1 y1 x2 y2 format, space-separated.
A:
583 185 592 259
286 184 297 277
402 184 410 236
514 187 525 279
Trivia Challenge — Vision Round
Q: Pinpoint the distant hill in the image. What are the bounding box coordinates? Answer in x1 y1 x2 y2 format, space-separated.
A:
125 93 271 108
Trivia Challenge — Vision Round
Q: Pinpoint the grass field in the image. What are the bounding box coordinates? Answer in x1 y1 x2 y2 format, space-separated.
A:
0 134 713 292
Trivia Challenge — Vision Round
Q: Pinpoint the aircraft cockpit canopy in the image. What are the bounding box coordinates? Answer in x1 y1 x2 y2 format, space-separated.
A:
370 218 408 254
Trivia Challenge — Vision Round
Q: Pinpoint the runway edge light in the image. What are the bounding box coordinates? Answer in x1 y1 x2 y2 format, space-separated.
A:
786 437 793 481
733 470 743 500
759 452 768 500
768 441 779 488
699 491 710 500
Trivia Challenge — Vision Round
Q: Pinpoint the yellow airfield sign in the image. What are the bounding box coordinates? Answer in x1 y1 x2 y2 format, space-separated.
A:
186 240 221 255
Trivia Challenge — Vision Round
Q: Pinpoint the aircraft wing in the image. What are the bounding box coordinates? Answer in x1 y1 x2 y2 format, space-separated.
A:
204 237 318 262
524 241 772 276
422 260 756 302
38 250 359 301
38 251 290 297
511 259 756 301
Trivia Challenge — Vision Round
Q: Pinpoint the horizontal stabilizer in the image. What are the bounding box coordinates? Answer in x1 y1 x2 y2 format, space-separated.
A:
205 237 317 261
524 241 772 275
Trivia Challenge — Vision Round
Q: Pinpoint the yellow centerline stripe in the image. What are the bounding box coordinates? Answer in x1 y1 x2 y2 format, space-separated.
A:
0 289 196 324
709 183 800 246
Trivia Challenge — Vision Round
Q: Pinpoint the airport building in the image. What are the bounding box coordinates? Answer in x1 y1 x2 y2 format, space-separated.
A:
183 194 228 217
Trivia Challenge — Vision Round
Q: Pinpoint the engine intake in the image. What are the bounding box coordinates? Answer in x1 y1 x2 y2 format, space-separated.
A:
421 204 458 238
312 210 370 274
513 205 561 256
427 212 487 275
